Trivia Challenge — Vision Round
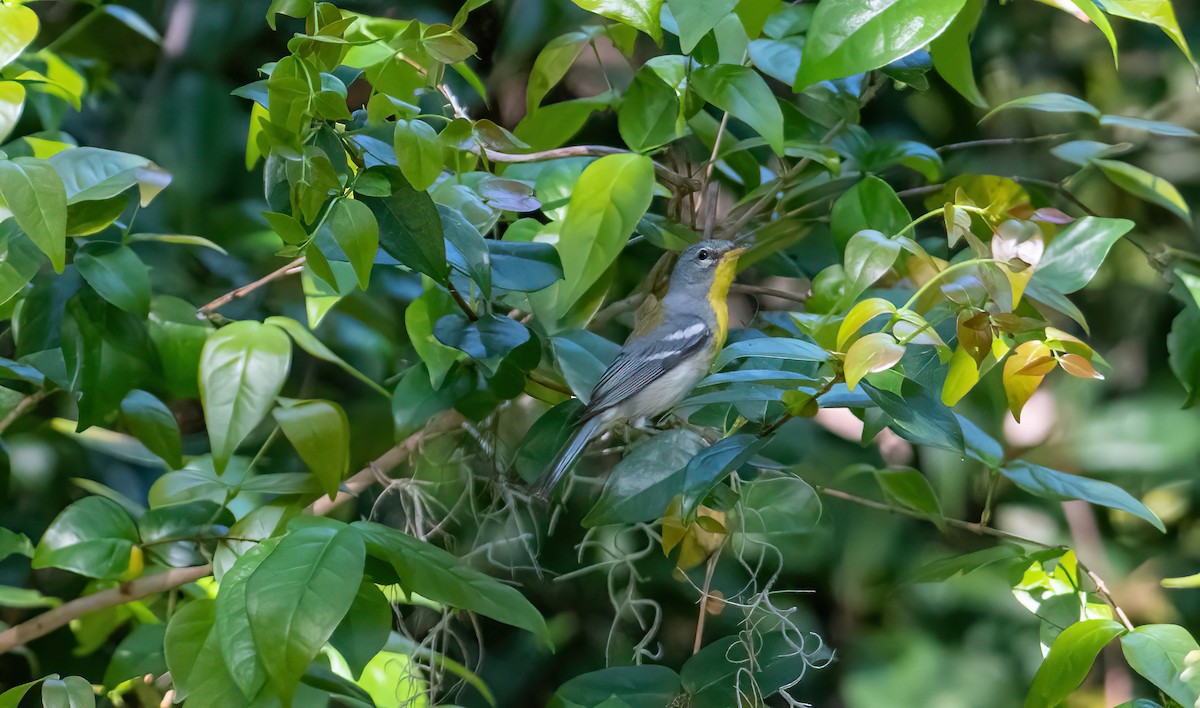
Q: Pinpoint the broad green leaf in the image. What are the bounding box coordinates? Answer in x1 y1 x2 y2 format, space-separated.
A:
352 521 552 645
405 288 462 388
46 147 164 205
669 0 739 52
1064 0 1118 66
681 631 807 707
330 581 392 680
863 378 965 452
837 298 896 350
550 329 620 401
941 344 979 406
273 398 350 500
266 0 314 29
517 95 611 151
747 35 804 84
831 176 911 251
843 229 900 300
1092 158 1191 222
908 544 1025 583
263 316 389 398
690 64 784 154
844 332 905 390
1031 217 1132 294
0 81 24 144
737 473 821 541
199 320 293 474
551 665 681 708
1050 139 1130 166
488 240 563 292
74 242 151 317
0 4 37 69
1000 460 1165 532
571 0 663 44
584 429 707 527
392 363 457 441
1025 619 1126 708
0 585 61 608
393 119 442 191
215 538 278 700
0 220 44 306
363 176 449 283
714 336 828 368
1120 625 1200 707
526 32 589 113
512 400 582 483
543 154 654 319
434 313 531 361
301 260 357 328
795 0 967 88
1100 114 1198 137
0 157 67 271
681 434 767 517
164 598 245 705
0 527 33 562
1168 305 1200 407
440 203 492 297
246 525 365 704
120 390 183 469
875 467 945 528
323 198 378 290
138 500 233 567
619 68 683 152
40 676 94 708
128 233 228 254
982 92 1101 121
0 677 50 708
103 624 168 688
929 0 986 107
32 497 138 580
1099 0 1194 67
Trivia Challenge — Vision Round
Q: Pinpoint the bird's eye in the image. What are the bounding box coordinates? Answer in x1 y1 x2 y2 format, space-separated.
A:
697 249 710 261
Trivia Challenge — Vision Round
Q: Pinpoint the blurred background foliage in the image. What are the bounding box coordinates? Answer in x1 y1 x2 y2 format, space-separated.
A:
1 0 1200 706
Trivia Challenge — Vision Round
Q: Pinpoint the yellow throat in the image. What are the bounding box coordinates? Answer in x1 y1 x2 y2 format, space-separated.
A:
708 248 745 351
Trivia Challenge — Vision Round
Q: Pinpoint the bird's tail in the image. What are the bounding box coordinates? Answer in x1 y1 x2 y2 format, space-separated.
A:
533 416 602 499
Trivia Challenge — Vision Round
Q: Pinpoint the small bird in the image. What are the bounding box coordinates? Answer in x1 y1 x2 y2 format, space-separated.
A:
534 239 747 498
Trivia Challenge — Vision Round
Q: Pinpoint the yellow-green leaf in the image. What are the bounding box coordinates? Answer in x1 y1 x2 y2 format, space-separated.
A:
844 332 904 391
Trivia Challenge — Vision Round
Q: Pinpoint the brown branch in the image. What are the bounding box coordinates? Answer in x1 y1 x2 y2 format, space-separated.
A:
446 281 479 321
0 390 50 436
0 409 467 654
196 257 306 318
895 184 944 200
474 145 701 194
693 549 721 654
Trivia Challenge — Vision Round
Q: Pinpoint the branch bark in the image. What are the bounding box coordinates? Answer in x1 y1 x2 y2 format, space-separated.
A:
196 257 306 318
0 390 50 436
0 409 466 654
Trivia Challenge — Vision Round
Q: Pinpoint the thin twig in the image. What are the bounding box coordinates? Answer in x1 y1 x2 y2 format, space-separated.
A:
196 257 306 318
730 283 809 304
1086 569 1135 632
693 548 721 654
0 410 467 653
0 390 50 436
446 282 479 321
895 184 944 199
937 133 1073 153
473 145 701 194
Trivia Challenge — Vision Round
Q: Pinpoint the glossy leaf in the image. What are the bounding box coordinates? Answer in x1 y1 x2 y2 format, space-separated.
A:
0 81 25 144
0 157 67 272
982 92 1101 121
929 0 986 107
165 599 252 705
619 68 682 152
1092 158 1191 222
690 64 784 154
329 580 391 680
199 321 293 474
681 434 767 517
323 198 379 290
1024 619 1126 708
74 242 151 317
1100 114 1198 137
831 176 910 251
843 229 900 300
714 336 829 368
393 119 442 191
273 398 350 500
1000 460 1165 531
875 467 945 528
738 473 822 541
526 32 589 113
844 332 905 391
1120 624 1200 707
0 4 37 69
941 344 979 406
795 0 967 88
1064 0 1118 65
263 316 388 398
246 525 365 703
551 665 681 708
120 390 183 469
434 313 531 361
1099 0 1194 67
670 0 739 52
584 429 707 527
1002 340 1051 421
363 177 449 283
32 497 138 580
571 0 663 44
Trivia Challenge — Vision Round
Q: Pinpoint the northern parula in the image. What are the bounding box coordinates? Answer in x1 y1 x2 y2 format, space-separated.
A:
534 239 747 498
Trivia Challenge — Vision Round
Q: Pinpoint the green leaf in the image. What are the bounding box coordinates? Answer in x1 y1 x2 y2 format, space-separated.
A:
0 585 61 608
1120 625 1200 706
0 81 25 144
982 92 1101 121
690 64 784 155
831 176 911 251
907 544 1026 584
551 665 681 708
1168 305 1200 407
713 336 828 368
246 525 365 704
263 316 388 399
618 68 683 153
1064 0 1118 66
164 599 245 705
0 677 49 708
1024 619 1127 708
999 460 1165 532
584 429 707 527
571 0 663 44
47 147 166 206
267 0 314 30
128 233 228 254
199 320 293 474
517 95 611 151
352 521 552 646
0 527 33 562
74 242 151 317
1092 158 1191 222
392 363 457 441
669 0 739 52
323 198 379 290
1099 0 1194 68
738 473 822 541
329 581 391 680
434 313 531 361
1100 114 1198 137
681 434 767 517
681 631 807 707
0 157 67 271
929 0 986 107
795 0 967 88
1031 217 1133 294
542 154 654 319
0 220 42 306
843 229 900 300
551 329 620 401
844 332 905 391
273 398 350 500
32 497 138 580
440 203 492 297
526 32 589 113
875 467 945 529
393 119 443 191
215 538 277 700
488 240 563 292
363 176 449 283
104 624 168 688
0 4 37 69
120 390 184 469
863 378 965 452
40 676 94 708
1050 139 1130 167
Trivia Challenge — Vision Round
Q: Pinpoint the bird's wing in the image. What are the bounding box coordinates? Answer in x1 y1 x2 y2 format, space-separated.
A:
584 315 711 417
